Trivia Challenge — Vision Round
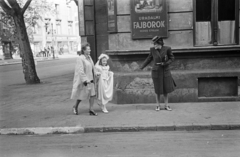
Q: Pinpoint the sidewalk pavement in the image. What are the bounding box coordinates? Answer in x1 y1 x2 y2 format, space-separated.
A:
0 53 77 66
0 73 240 135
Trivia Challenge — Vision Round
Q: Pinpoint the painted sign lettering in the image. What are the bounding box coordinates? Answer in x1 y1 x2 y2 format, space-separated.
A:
131 0 168 39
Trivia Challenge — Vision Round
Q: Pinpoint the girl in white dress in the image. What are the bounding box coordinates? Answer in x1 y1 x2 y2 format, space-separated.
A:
95 54 114 113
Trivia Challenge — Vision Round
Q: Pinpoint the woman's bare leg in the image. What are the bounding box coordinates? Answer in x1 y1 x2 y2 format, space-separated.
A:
155 93 161 110
73 99 81 115
73 100 81 109
163 93 168 107
89 96 98 115
89 96 95 111
164 93 172 111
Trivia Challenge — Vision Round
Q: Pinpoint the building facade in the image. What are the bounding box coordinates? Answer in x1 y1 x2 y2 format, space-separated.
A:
32 0 80 56
78 0 240 103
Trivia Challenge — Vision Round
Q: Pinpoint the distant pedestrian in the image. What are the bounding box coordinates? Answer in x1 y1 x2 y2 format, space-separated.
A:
45 47 48 57
140 36 176 111
95 54 114 113
47 46 51 57
43 47 47 57
71 43 98 116
51 46 55 58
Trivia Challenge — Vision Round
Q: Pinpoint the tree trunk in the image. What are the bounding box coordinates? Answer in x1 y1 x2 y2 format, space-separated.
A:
13 13 40 84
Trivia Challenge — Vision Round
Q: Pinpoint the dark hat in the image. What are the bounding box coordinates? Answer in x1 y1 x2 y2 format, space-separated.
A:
152 36 163 43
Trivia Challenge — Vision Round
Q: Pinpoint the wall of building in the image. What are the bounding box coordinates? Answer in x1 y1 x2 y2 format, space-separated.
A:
87 0 240 104
95 0 109 59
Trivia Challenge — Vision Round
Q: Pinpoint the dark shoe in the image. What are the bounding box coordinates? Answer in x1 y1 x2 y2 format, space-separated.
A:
165 106 172 111
72 107 78 115
89 110 98 116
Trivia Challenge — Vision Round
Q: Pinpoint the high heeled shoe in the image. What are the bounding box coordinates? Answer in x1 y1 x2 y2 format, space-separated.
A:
89 110 98 116
72 107 78 115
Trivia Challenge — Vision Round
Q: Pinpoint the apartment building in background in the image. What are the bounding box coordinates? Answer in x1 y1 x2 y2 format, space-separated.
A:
32 0 80 56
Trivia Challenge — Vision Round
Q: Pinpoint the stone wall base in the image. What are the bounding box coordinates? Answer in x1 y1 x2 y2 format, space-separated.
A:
111 70 240 104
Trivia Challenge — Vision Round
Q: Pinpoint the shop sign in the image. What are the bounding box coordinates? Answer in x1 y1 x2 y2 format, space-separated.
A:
131 0 168 39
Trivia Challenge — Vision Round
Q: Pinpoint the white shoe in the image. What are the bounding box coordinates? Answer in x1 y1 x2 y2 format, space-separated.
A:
102 107 109 113
165 106 172 111
155 106 160 111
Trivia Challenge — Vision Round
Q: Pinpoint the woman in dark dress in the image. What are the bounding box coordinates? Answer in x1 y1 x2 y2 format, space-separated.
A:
140 36 176 111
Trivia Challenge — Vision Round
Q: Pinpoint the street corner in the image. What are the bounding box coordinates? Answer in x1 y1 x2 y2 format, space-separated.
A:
0 126 84 135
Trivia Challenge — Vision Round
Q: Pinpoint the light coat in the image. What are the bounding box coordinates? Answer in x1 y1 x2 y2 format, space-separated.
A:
71 55 96 100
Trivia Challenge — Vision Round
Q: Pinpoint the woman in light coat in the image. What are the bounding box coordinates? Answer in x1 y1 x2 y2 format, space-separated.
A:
71 43 97 116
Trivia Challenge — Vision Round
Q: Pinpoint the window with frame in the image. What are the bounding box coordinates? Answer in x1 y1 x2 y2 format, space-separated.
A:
68 21 73 35
194 0 239 46
56 19 62 35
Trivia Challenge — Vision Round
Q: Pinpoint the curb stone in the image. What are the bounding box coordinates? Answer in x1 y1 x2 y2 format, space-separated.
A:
156 125 175 131
138 126 157 131
1 124 240 135
0 58 59 66
84 126 104 133
211 124 230 130
175 124 194 131
192 124 211 130
84 124 240 133
0 126 84 135
229 124 240 130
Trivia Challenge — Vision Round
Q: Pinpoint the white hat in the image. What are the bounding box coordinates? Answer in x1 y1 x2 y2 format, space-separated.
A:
98 53 109 60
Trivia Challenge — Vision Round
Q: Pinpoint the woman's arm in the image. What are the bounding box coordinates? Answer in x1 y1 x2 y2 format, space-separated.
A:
163 47 174 66
140 48 153 70
94 64 102 76
76 57 88 83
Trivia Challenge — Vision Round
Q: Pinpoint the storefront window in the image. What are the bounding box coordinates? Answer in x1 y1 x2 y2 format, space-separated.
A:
194 0 239 46
218 0 235 45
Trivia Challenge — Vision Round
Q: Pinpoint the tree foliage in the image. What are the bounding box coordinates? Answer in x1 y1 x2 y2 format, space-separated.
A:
0 0 54 44
0 0 41 84
22 0 54 43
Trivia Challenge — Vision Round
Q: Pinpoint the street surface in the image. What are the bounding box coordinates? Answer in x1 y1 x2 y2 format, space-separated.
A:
1 130 240 157
1 57 240 157
0 58 76 88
